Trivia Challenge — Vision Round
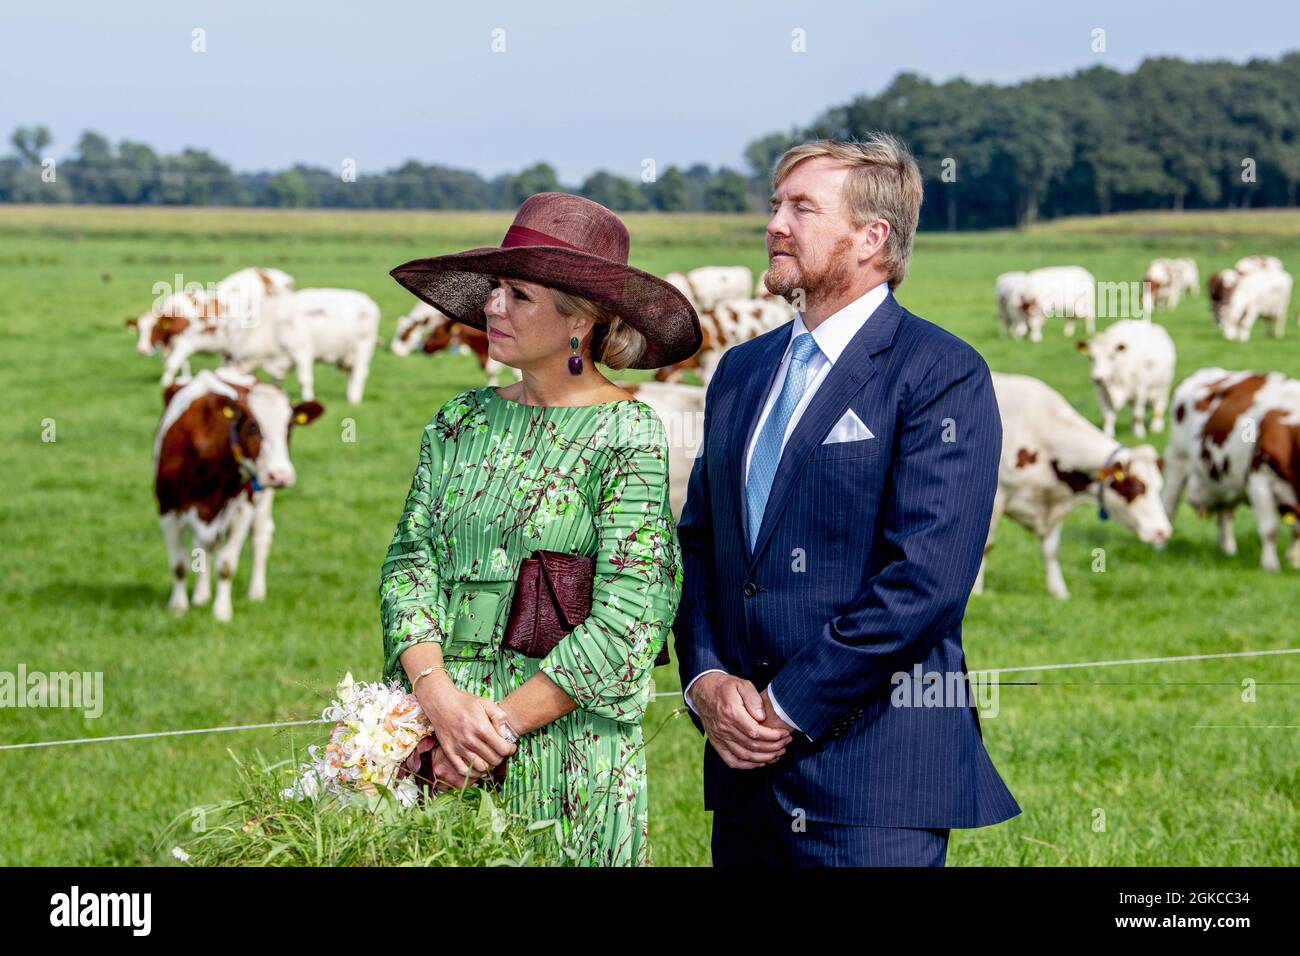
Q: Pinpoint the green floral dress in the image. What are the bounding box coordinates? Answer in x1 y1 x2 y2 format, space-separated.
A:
379 386 682 866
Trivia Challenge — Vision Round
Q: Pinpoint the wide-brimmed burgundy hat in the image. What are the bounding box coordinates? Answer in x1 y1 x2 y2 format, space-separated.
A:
389 192 701 370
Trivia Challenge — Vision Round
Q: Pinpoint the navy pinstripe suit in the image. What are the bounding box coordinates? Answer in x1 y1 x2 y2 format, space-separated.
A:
675 290 1021 865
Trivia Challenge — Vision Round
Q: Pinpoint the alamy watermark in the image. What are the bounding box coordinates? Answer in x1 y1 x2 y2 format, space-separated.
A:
1 666 103 718
890 664 999 718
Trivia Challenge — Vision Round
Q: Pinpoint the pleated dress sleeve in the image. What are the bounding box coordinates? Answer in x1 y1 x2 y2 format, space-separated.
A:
379 411 452 684
538 402 684 724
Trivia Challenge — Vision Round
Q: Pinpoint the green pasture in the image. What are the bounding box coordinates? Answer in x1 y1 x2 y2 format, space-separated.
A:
1 205 1296 865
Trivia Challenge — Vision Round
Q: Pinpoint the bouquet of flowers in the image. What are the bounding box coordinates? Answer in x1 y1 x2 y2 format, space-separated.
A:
281 673 436 808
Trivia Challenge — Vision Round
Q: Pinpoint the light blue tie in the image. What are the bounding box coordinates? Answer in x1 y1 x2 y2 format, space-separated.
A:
745 332 821 549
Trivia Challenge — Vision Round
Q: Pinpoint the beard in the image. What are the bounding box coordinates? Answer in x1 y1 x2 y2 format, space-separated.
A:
766 233 857 304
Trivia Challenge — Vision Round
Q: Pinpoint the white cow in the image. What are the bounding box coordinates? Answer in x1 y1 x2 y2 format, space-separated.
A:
999 266 1096 341
664 266 754 312
1235 255 1284 274
223 289 382 404
154 368 324 621
976 372 1171 599
155 268 297 386
1162 368 1300 571
664 272 698 309
616 380 706 519
995 271 1030 338
130 267 295 378
1142 257 1199 314
1077 319 1177 438
1208 266 1293 342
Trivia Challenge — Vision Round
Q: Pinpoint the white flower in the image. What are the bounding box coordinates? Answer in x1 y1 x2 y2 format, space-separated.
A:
170 846 191 863
284 674 434 809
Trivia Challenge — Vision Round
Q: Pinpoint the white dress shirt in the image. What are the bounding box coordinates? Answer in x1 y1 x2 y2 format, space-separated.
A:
683 280 889 736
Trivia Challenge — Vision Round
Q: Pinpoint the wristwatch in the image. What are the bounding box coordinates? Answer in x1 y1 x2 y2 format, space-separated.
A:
498 721 519 744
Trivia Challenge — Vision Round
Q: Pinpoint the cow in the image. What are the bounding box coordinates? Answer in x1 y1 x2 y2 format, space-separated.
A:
998 266 1097 342
1076 319 1177 438
390 300 447 356
220 288 381 404
128 267 295 366
1162 368 1300 571
616 380 705 519
995 271 1030 338
152 268 298 386
654 297 791 385
663 266 754 312
154 368 324 621
1207 265 1293 342
1235 255 1284 275
664 272 698 309
1142 257 1199 314
975 372 1171 599
127 290 204 380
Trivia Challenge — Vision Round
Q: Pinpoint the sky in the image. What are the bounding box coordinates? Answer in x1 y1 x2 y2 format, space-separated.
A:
4 0 1299 184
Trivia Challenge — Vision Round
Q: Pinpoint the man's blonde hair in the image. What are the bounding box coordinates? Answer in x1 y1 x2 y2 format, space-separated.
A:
772 133 923 288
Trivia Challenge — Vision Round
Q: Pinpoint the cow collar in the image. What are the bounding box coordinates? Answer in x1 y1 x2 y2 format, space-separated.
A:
1096 445 1123 521
223 406 263 492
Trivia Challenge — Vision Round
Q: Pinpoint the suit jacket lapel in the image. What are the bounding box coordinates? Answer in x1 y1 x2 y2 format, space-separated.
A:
748 292 905 566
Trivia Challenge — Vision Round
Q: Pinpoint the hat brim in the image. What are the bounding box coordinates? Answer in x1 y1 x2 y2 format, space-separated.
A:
389 246 702 370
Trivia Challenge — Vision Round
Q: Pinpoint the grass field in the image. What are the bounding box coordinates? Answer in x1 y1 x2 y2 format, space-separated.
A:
1 204 1297 866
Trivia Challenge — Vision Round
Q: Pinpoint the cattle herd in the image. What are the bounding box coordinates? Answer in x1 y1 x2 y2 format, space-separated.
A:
131 268 372 620
989 253 1298 596
129 253 1300 619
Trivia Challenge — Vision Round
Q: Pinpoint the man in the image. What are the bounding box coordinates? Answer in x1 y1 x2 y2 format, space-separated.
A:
675 134 1020 866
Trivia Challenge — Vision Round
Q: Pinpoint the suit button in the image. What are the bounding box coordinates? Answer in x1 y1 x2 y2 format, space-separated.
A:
743 582 758 597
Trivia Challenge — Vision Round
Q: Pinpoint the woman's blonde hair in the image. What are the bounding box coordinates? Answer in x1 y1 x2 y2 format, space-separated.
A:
551 288 646 370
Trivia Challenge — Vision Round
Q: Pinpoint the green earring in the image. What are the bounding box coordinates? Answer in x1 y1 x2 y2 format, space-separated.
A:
568 336 583 375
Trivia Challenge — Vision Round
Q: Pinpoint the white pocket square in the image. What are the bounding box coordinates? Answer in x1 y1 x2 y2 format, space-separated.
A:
822 408 875 444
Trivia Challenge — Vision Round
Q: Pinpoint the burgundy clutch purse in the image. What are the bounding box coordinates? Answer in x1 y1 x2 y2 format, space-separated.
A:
502 549 670 667
397 734 508 801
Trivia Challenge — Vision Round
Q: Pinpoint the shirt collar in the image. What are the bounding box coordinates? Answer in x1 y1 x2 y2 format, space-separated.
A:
790 280 890 364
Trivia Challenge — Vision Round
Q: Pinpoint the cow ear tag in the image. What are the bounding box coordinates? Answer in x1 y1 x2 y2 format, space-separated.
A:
221 405 235 419
1112 468 1125 481
295 411 308 424
1285 512 1298 526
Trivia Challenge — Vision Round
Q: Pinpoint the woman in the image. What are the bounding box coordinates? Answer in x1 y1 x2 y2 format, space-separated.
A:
379 192 701 865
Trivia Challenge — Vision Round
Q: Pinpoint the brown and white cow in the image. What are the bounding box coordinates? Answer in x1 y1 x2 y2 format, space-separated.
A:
654 297 791 384
154 368 323 621
1076 319 1177 438
128 267 294 354
390 301 447 356
997 266 1097 342
1142 257 1199 314
975 372 1171 599
127 290 205 380
1162 368 1300 571
151 268 298 386
1206 265 1293 342
131 268 295 381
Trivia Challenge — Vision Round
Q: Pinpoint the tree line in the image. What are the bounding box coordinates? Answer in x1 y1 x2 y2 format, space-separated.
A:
4 53 1298 228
